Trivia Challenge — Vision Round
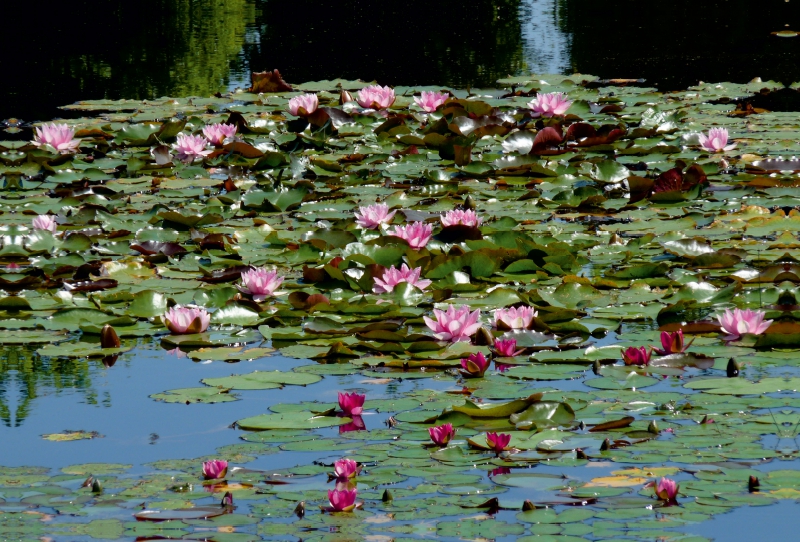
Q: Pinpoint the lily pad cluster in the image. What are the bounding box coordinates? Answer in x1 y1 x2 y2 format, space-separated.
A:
1 72 800 539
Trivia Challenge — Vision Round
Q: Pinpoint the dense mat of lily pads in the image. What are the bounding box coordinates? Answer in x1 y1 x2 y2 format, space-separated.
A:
3 71 800 540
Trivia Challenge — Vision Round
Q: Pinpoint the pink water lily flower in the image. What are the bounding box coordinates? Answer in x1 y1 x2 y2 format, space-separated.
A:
390 222 433 250
338 392 365 416
328 488 357 512
355 203 396 229
622 346 651 366
202 460 228 480
528 92 572 118
237 267 283 302
654 477 679 501
717 308 772 340
172 133 212 160
653 330 693 355
441 209 482 227
32 123 81 153
428 423 455 446
202 123 237 146
486 432 511 453
356 85 396 110
414 91 449 113
494 306 537 330
32 215 57 233
163 306 211 334
372 264 431 294
423 305 481 343
494 338 524 357
460 352 490 378
334 458 359 480
287 93 319 116
698 127 736 152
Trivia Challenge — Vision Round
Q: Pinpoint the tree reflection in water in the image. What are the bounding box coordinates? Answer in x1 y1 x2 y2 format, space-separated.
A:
0 347 98 427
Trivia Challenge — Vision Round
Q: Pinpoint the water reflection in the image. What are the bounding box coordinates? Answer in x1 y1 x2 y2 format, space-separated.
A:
249 0 525 89
1 0 255 121
0 347 99 427
519 0 571 75
6 0 800 122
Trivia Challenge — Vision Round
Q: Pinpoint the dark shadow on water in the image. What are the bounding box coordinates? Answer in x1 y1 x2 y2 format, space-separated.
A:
563 0 800 91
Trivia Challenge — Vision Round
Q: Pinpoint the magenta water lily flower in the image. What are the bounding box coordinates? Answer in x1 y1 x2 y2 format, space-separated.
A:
237 267 283 302
163 306 211 334
328 488 357 512
653 330 693 355
486 432 511 453
622 346 651 366
334 458 359 480
202 460 228 480
460 352 490 378
494 306 537 330
528 92 572 118
354 203 396 229
372 264 431 294
356 85 396 110
338 392 365 416
287 93 319 116
441 209 482 227
428 423 455 446
202 123 237 146
423 305 481 343
414 91 449 113
32 215 57 233
172 133 212 160
698 127 736 153
390 222 433 250
32 123 80 153
494 338 524 357
716 308 772 340
654 477 679 501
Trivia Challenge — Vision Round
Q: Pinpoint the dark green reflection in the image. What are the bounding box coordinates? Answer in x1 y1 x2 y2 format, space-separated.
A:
0 347 96 427
1 0 255 121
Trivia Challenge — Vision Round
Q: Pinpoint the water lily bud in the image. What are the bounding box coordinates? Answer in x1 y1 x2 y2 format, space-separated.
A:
600 438 611 451
748 476 760 492
522 500 536 511
473 326 494 347
648 420 659 434
91 478 103 493
221 492 233 507
727 358 740 377
294 501 305 518
592 361 601 375
382 489 393 502
101 324 121 349
576 448 588 460
340 90 353 105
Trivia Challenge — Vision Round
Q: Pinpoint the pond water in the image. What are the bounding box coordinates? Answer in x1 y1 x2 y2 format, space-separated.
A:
4 0 800 121
4 2 800 541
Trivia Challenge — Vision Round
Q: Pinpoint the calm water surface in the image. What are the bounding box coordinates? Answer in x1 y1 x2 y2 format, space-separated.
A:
3 0 800 121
